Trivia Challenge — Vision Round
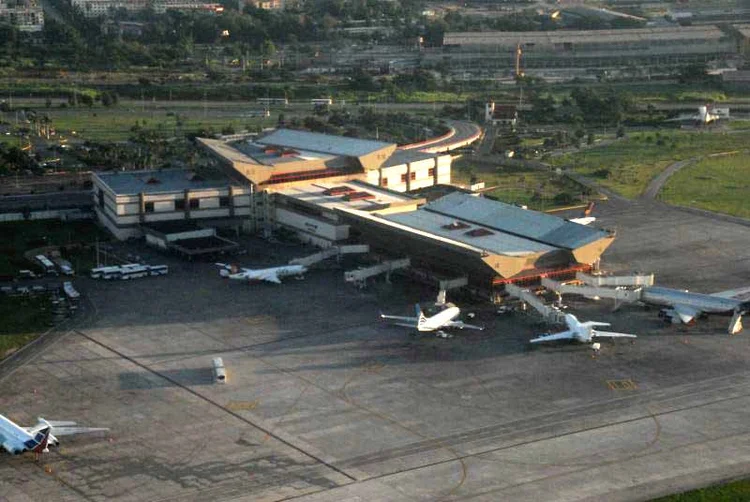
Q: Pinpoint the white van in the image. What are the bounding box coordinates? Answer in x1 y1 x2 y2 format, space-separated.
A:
212 357 227 384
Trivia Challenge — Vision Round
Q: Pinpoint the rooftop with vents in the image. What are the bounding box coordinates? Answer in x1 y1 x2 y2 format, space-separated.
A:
276 180 423 214
95 169 234 195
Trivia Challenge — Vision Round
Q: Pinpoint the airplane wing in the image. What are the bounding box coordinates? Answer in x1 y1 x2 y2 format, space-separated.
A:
255 271 282 284
444 320 484 330
42 426 109 436
591 330 637 339
27 419 108 436
380 314 418 323
711 286 750 302
672 304 700 324
530 330 575 344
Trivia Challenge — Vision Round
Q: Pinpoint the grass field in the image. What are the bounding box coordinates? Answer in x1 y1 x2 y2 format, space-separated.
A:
40 104 278 142
549 130 750 199
660 151 750 218
0 296 50 358
652 478 750 501
452 160 591 211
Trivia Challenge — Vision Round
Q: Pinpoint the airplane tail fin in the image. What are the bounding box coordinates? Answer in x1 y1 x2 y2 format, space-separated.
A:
28 426 51 454
436 290 447 307
416 304 427 329
583 201 595 217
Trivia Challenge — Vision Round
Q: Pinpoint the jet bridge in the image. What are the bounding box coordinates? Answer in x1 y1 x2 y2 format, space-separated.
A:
541 277 643 305
344 258 411 288
289 244 370 267
576 272 654 288
505 283 566 324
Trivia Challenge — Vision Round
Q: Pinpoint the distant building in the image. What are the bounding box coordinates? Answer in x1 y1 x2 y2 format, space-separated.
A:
485 101 518 128
443 26 738 70
0 0 44 32
245 0 282 9
72 0 222 17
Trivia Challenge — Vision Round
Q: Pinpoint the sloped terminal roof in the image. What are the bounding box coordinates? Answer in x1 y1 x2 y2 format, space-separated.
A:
232 141 335 166
384 209 556 257
257 129 395 157
424 192 610 250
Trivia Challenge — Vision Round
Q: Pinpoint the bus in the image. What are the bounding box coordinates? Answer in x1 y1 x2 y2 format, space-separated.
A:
35 255 57 275
148 265 169 276
90 266 123 280
311 97 333 106
118 264 150 280
256 97 288 106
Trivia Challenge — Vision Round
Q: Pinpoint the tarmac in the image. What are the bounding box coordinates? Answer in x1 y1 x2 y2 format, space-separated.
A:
1 197 750 502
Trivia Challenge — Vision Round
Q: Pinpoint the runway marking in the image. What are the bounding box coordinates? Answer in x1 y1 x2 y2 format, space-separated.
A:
607 379 638 391
226 400 260 411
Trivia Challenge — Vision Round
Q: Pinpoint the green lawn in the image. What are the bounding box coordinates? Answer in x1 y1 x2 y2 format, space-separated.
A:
549 130 750 199
0 296 51 358
42 106 278 142
652 478 750 501
452 161 591 211
660 151 750 219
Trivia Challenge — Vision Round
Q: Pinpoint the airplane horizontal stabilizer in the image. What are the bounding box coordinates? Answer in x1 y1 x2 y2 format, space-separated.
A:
530 330 575 344
591 330 637 339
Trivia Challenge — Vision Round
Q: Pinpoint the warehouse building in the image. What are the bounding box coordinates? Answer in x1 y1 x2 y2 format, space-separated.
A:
442 25 738 69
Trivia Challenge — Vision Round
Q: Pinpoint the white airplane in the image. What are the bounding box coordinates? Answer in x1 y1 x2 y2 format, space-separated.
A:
1 414 108 455
530 313 636 345
216 263 308 284
642 286 750 334
380 302 484 334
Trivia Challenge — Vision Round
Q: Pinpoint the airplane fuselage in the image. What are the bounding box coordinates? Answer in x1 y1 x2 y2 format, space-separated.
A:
642 287 742 314
420 306 461 331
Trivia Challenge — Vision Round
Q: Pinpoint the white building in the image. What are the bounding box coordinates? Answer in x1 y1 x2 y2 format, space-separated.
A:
93 169 255 240
0 0 44 31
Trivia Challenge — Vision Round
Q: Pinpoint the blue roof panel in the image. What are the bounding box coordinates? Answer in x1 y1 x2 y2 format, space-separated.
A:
257 129 394 157
424 192 610 249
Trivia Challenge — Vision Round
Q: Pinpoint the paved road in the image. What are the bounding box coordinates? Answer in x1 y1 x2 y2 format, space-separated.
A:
641 158 697 200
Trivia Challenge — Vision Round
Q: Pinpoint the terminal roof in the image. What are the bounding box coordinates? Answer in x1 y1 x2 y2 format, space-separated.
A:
383 209 555 257
424 192 610 250
382 149 437 167
257 129 394 157
277 180 418 212
96 169 232 195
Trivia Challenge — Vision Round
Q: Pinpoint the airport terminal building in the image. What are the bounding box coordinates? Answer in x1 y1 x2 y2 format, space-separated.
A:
92 128 613 291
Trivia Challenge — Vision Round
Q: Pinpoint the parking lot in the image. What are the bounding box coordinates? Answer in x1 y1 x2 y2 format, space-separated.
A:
1 198 750 501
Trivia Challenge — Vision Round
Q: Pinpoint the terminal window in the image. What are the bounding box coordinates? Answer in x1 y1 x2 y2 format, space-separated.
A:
219 196 230 207
189 199 199 210
144 202 154 213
